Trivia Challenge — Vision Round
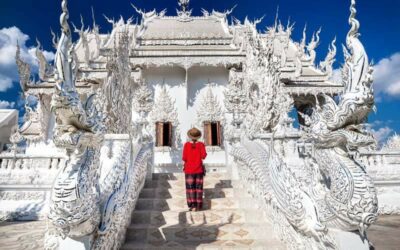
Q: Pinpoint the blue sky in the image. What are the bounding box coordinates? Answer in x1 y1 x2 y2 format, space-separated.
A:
0 0 399 144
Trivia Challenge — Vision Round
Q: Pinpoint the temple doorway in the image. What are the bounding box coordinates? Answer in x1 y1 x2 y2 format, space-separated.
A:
203 121 222 146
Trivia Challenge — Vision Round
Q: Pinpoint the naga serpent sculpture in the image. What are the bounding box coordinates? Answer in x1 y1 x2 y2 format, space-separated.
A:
47 3 151 249
48 0 105 238
231 0 378 248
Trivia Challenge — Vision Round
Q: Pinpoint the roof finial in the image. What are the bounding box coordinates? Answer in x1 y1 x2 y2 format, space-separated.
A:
178 0 190 12
91 6 97 31
347 0 360 42
274 5 279 30
60 0 71 36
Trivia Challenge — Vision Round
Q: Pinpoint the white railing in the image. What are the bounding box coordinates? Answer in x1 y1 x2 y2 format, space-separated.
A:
0 153 66 186
357 150 400 215
93 138 152 249
358 150 400 180
231 135 322 250
0 153 66 221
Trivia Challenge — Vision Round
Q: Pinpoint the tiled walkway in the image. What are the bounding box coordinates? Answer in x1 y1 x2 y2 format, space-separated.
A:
0 221 45 250
0 212 399 249
368 215 400 250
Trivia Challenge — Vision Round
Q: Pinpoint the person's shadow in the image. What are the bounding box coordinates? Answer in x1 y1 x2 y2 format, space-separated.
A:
134 179 238 249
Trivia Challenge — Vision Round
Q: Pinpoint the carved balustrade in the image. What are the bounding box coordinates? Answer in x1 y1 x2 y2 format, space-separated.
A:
0 153 66 220
0 153 66 186
358 150 400 181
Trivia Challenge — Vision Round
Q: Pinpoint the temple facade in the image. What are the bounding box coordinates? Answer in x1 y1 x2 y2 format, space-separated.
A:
0 0 399 249
11 0 343 172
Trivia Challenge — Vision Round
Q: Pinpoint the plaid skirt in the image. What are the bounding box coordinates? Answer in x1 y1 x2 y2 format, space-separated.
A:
185 173 204 209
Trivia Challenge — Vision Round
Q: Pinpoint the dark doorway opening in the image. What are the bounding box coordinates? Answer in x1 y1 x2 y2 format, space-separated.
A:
156 122 172 147
204 121 221 146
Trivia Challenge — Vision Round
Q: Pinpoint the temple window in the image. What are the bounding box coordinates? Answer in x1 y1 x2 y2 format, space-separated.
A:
156 122 172 147
203 121 222 146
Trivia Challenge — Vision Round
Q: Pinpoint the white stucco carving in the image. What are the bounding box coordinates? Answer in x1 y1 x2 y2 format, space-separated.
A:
231 1 380 249
1 0 398 249
149 85 180 149
196 85 225 126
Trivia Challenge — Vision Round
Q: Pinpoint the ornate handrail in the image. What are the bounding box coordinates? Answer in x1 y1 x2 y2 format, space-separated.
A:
93 140 152 249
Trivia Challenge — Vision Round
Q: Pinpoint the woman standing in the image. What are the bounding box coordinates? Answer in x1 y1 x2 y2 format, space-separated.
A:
182 127 207 211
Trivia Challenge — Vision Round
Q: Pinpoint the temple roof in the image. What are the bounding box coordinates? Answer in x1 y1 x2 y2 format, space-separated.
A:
0 109 18 143
139 16 232 40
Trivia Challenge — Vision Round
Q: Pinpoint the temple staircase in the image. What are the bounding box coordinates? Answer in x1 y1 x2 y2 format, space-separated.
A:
122 172 285 249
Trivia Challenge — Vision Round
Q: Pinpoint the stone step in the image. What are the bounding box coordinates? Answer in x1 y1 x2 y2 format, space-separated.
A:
125 223 277 243
152 172 229 181
131 209 263 226
139 187 251 199
135 197 259 212
144 179 243 189
121 239 285 250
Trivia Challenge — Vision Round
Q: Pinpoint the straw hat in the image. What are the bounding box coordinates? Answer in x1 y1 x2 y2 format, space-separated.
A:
187 127 202 140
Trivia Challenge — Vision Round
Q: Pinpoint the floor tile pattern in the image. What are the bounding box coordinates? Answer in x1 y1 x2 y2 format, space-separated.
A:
1 174 398 250
122 173 285 249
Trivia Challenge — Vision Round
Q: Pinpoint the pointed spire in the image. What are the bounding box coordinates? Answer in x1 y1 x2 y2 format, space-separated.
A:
15 43 31 92
60 0 71 36
91 6 97 30
301 24 307 47
54 0 75 92
274 5 280 30
320 37 337 77
35 38 42 50
35 38 51 81
178 0 190 12
50 28 59 49
347 0 360 43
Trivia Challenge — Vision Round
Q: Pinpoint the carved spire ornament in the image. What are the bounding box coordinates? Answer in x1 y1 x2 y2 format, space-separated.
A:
133 80 153 114
102 29 133 134
54 0 75 93
197 85 225 125
149 85 180 148
150 85 178 124
178 0 190 12
72 15 90 66
306 27 321 64
35 39 53 81
224 69 247 128
320 37 337 78
15 43 31 92
177 0 192 20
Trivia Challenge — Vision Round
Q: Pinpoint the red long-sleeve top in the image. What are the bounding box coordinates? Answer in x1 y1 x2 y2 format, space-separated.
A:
182 141 207 174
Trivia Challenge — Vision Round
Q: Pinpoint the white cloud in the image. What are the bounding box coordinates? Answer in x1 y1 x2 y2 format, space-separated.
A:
371 126 393 146
0 77 13 92
331 68 342 85
0 100 16 109
373 52 400 97
331 53 400 98
0 26 55 92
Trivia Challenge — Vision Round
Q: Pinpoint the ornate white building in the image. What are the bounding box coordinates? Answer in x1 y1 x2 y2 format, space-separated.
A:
0 0 399 249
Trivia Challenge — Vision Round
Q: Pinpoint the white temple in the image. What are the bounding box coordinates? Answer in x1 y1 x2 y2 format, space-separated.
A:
0 0 399 249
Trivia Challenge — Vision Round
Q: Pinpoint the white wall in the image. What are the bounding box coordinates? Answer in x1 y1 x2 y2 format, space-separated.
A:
187 66 228 166
143 66 229 171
